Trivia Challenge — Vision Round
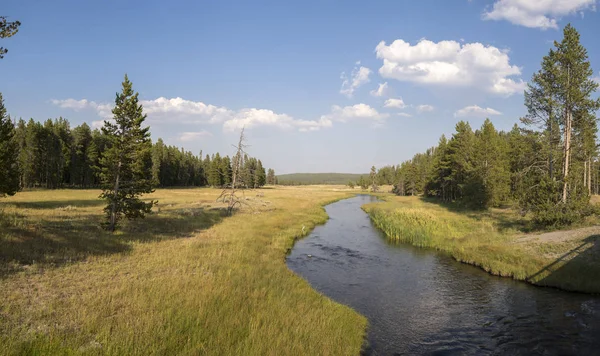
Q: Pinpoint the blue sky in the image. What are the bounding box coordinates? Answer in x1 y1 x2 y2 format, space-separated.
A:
2 0 600 174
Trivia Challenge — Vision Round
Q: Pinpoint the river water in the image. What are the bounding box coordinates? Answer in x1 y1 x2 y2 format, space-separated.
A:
286 195 600 355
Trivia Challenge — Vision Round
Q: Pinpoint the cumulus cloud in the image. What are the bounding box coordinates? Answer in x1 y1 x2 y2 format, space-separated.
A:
340 64 372 97
50 99 113 118
454 105 502 118
396 113 412 117
141 97 232 124
179 131 212 142
375 39 526 96
51 98 93 110
483 0 596 29
383 98 407 109
320 104 389 126
53 97 332 133
416 104 435 113
370 82 389 97
222 108 332 132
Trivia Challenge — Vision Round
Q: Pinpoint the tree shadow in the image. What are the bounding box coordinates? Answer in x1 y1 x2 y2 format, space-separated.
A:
529 234 600 293
0 205 225 279
8 200 106 209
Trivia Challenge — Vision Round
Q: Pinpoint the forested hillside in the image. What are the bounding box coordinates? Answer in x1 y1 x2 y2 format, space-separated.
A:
372 25 600 227
277 173 367 185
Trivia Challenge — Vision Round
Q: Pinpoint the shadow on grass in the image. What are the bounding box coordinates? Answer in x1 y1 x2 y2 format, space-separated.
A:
418 196 536 233
0 204 225 279
530 234 600 293
8 200 107 209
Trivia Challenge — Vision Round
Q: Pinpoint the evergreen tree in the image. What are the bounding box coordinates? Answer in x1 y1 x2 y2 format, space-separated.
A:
255 159 266 188
469 119 510 208
208 153 222 187
221 156 232 186
0 94 19 196
266 168 276 185
99 75 156 231
70 123 94 187
0 16 20 59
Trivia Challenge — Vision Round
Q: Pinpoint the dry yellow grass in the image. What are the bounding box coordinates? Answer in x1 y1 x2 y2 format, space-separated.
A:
0 187 366 355
364 195 600 293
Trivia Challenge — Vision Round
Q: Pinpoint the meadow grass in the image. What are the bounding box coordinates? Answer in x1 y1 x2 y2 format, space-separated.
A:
0 186 366 355
363 195 600 294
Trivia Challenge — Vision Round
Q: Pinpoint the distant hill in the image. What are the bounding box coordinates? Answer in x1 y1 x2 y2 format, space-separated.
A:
276 173 368 185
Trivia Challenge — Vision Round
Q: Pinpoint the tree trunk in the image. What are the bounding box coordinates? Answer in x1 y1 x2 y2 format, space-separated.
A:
110 160 121 232
588 157 592 195
562 109 571 204
584 160 587 188
548 113 553 181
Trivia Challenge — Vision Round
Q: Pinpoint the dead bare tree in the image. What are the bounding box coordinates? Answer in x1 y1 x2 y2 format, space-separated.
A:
217 128 249 215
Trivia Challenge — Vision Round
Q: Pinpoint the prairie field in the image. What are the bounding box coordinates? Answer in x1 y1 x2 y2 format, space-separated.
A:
0 186 366 355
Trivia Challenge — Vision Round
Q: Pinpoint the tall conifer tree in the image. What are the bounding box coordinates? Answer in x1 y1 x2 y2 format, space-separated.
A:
99 75 156 231
0 94 20 196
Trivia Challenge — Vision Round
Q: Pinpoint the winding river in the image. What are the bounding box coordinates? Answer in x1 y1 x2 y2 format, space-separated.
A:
287 195 600 355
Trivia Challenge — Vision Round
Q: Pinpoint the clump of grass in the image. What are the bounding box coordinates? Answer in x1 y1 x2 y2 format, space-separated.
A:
364 196 600 293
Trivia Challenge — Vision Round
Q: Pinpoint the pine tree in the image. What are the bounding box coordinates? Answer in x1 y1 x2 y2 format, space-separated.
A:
0 94 20 196
255 159 266 188
469 119 510 208
221 156 232 186
208 153 222 187
266 168 276 185
0 16 20 59
99 75 156 231
552 24 600 203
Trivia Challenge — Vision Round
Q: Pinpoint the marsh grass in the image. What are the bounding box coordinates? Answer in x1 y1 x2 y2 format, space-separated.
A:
364 196 600 293
0 187 366 355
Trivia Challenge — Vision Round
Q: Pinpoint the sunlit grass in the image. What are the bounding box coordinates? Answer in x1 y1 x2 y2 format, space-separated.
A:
364 195 600 293
0 187 366 355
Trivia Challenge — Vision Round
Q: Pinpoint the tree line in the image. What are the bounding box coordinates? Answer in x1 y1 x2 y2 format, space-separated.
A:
2 117 271 191
371 25 600 226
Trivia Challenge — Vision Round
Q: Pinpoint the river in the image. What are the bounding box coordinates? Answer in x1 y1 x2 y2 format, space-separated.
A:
286 195 600 355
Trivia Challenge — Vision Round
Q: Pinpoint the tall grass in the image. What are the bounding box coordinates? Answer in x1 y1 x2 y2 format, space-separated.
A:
0 187 366 355
364 196 600 293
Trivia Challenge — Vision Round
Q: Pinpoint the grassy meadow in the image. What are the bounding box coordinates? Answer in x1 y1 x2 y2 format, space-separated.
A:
0 186 366 355
364 195 600 293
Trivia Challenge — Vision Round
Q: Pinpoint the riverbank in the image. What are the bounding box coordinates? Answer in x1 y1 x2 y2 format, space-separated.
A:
0 187 366 355
363 195 600 294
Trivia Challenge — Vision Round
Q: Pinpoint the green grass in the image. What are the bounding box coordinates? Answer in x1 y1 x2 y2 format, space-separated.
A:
364 195 600 293
276 173 367 185
0 187 366 355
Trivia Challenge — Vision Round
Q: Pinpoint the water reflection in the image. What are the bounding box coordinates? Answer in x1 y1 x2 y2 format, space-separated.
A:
287 195 600 355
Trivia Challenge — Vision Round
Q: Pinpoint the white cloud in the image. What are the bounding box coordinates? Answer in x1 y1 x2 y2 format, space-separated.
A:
375 39 526 96
141 97 232 124
384 98 407 109
340 65 372 97
321 104 389 125
50 99 94 110
483 0 596 29
51 99 113 119
454 105 502 118
222 108 332 132
370 82 389 97
179 131 212 142
593 73 600 84
91 120 105 129
416 104 435 113
396 113 412 117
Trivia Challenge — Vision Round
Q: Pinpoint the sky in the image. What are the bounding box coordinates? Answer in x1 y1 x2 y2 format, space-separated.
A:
2 0 600 174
